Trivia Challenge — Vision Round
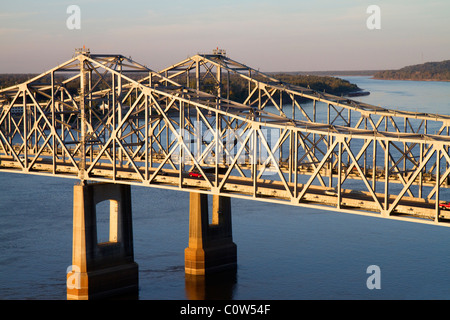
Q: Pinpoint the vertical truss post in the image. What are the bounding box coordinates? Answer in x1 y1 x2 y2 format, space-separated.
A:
372 136 377 192
337 139 343 209
288 130 293 183
419 141 424 198
195 58 200 93
22 88 28 170
383 141 390 217
252 125 258 197
226 69 230 100
145 95 149 181
179 99 184 187
117 60 123 168
217 65 222 101
112 72 116 180
294 131 298 198
79 57 87 180
215 109 219 188
51 71 56 174
436 148 441 223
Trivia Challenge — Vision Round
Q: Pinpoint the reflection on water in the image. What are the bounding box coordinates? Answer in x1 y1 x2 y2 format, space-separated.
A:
185 271 237 300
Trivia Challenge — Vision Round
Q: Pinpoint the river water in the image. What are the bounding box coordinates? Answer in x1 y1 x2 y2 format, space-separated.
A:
1 77 450 300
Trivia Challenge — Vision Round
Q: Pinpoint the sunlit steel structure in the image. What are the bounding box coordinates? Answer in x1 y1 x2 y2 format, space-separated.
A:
2 48 450 227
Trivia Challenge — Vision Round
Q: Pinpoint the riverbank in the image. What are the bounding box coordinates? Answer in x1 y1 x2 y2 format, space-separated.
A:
372 60 450 82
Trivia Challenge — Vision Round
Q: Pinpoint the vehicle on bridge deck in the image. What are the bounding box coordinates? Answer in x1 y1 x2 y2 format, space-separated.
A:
439 202 450 210
325 188 338 196
188 171 203 178
188 167 203 178
187 166 227 178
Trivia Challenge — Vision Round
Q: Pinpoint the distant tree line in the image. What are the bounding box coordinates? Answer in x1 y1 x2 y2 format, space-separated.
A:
187 73 361 102
373 60 450 81
270 74 360 95
0 74 39 89
0 72 361 101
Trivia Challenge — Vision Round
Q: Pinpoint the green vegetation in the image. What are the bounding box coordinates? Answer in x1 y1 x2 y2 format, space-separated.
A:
373 60 450 81
0 72 361 101
193 73 361 102
0 74 39 89
271 74 360 95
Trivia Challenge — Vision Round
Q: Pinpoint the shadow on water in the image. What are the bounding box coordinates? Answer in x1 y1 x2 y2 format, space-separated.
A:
77 270 237 300
184 270 237 300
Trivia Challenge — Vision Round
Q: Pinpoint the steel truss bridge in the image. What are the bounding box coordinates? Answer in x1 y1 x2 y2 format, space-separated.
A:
2 48 450 227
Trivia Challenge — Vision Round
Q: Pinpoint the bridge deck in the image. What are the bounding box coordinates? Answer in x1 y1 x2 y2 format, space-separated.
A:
1 154 447 226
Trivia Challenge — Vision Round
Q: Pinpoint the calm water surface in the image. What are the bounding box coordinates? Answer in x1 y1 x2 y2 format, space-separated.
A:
1 77 450 300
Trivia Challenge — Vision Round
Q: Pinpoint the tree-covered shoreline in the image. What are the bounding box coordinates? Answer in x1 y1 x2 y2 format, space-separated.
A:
373 60 450 81
269 73 361 95
0 72 362 101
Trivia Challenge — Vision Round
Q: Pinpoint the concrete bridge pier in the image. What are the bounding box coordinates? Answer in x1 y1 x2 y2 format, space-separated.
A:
67 182 138 300
184 192 237 276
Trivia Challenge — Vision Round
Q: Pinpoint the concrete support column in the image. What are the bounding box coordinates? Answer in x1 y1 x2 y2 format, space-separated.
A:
67 182 138 300
184 192 237 276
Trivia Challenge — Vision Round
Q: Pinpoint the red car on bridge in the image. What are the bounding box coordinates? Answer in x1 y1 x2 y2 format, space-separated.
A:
188 168 203 178
439 202 450 210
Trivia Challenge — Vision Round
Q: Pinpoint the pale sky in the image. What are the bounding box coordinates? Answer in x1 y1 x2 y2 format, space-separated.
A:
1 0 449 73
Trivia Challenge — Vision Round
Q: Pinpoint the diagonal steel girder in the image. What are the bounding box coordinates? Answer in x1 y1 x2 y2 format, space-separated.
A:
157 53 450 187
2 51 450 228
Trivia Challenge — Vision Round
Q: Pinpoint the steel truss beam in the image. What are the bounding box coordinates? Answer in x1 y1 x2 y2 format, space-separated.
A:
2 50 450 227
158 52 450 132
158 53 450 186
